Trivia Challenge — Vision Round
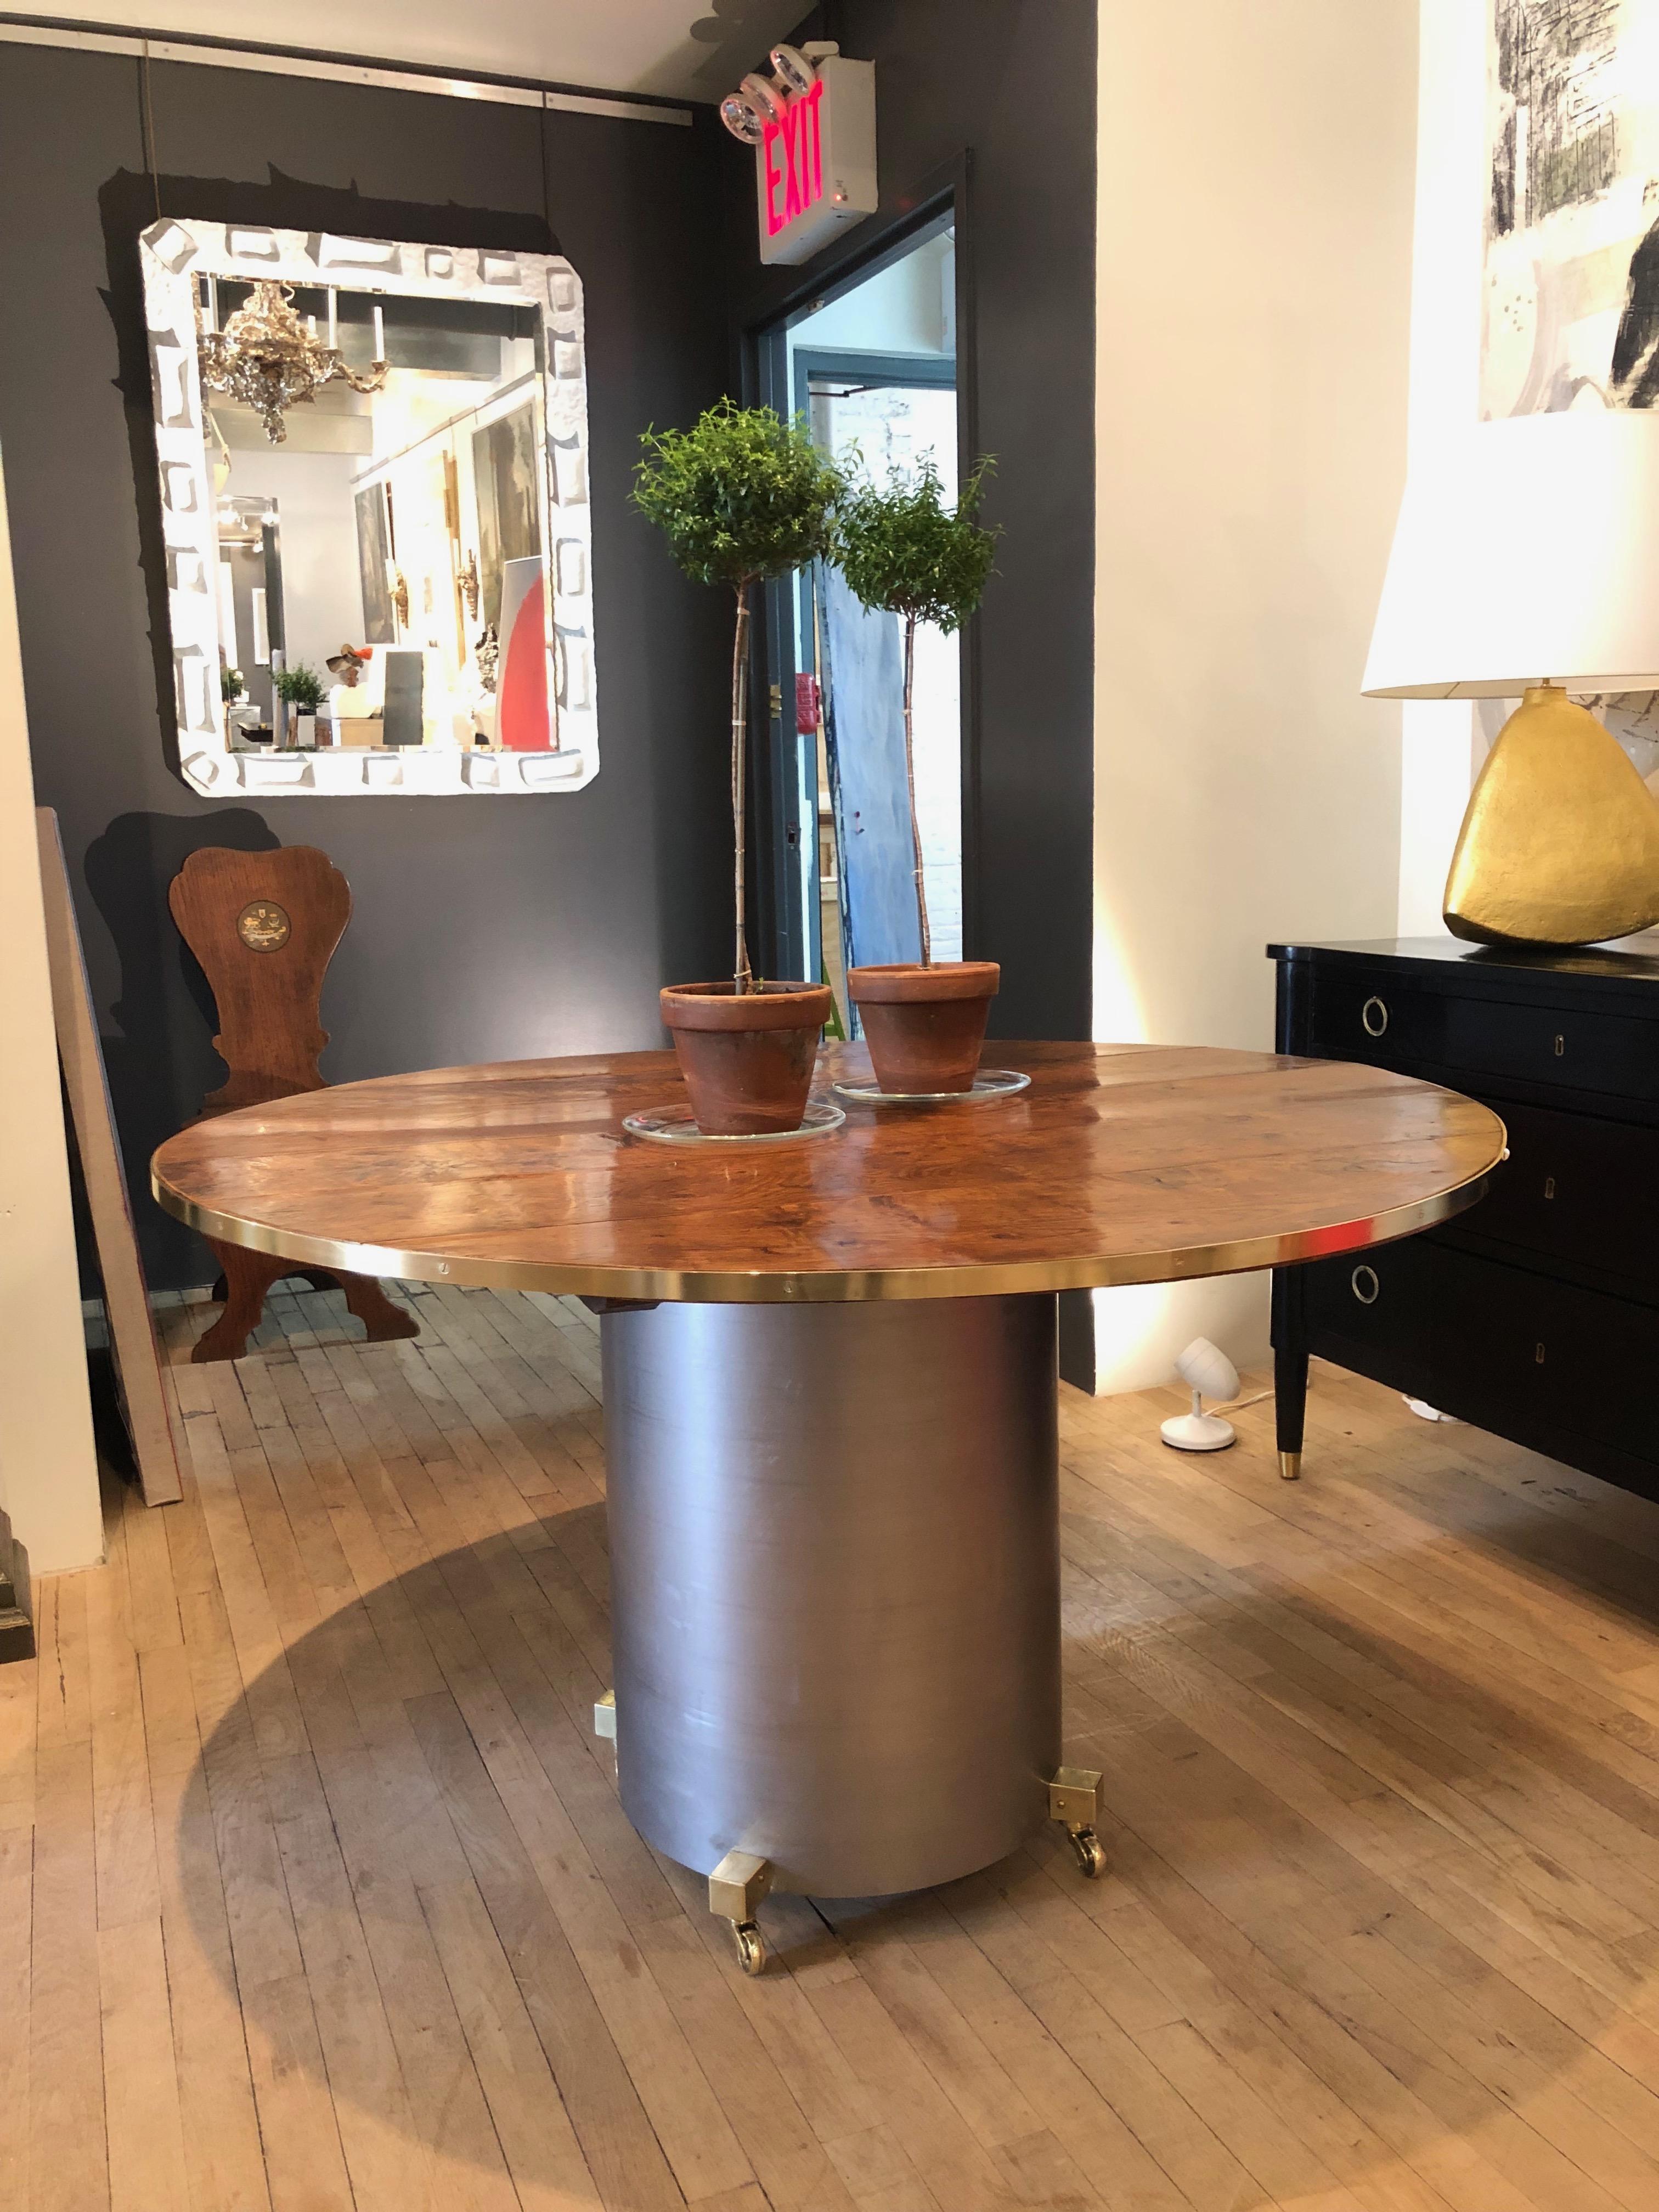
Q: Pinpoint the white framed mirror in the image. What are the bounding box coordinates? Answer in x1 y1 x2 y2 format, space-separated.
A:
140 218 599 796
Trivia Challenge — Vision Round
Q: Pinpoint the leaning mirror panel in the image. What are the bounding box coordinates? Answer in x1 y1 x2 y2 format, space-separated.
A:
141 219 597 797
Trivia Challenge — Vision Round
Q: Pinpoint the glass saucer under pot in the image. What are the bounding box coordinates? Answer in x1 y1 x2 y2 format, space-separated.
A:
832 1070 1031 1107
622 1101 845 1144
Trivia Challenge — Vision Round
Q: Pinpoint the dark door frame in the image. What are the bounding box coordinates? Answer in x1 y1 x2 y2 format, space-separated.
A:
791 345 957 420
741 160 978 987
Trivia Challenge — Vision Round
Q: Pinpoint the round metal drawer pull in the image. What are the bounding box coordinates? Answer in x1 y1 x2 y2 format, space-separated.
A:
1361 996 1389 1038
1351 1265 1380 1305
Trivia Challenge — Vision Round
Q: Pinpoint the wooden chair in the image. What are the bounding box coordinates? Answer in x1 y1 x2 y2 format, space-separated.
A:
168 845 419 1362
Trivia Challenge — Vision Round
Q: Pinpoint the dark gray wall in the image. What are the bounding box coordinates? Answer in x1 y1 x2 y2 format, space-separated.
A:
0 45 733 1286
726 0 1097 1046
724 2 1097 1383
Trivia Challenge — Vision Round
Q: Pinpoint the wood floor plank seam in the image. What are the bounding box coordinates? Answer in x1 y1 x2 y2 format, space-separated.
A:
261 1329 733 2207
24 1285 1659 2209
1059 1449 1659 1976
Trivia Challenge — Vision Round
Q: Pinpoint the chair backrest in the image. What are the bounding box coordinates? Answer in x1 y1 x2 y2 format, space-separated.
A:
168 845 351 1114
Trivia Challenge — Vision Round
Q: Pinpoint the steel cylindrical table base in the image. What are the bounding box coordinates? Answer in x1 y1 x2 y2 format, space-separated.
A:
600 1293 1060 1898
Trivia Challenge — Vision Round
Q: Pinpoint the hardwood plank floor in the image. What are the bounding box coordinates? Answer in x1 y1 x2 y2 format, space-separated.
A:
11 1283 1659 2210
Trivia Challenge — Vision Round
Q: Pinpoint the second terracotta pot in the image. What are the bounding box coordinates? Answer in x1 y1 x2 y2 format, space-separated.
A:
661 980 832 1135
847 961 1000 1094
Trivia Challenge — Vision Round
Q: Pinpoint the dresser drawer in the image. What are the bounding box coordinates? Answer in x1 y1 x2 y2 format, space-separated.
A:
1306 968 1659 1105
1302 1235 1536 1409
1302 1235 1659 1467
1276 940 1659 1503
1444 1098 1659 1296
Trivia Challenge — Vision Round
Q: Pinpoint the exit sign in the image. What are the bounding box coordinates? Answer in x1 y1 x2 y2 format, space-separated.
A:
757 56 877 266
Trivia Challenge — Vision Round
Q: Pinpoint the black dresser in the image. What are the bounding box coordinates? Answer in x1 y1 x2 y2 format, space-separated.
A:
1270 935 1659 1498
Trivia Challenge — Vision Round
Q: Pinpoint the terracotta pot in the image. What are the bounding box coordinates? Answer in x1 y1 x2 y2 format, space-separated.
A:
661 980 833 1135
847 962 1000 1094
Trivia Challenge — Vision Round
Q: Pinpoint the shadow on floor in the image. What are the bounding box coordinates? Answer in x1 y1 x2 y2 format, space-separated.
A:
173 1486 1634 2208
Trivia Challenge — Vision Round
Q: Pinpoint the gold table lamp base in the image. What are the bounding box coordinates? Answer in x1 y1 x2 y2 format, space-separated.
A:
1443 685 1659 947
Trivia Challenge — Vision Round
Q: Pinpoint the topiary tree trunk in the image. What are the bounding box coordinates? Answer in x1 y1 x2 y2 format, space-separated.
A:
633 402 844 995
900 612 931 967
731 584 753 990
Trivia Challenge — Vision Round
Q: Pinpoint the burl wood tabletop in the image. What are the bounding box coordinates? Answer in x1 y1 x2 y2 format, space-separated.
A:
150 1041 1505 1303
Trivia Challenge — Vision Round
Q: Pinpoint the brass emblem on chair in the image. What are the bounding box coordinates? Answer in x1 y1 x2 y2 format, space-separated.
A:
236 899 291 953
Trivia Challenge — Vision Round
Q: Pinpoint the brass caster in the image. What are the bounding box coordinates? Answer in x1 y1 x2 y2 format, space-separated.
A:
710 1849 773 1976
1069 1826 1107 1879
1049 1765 1105 1879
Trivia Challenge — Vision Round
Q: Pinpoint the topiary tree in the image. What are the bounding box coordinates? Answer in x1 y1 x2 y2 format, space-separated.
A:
634 402 844 990
274 662 324 712
832 455 997 966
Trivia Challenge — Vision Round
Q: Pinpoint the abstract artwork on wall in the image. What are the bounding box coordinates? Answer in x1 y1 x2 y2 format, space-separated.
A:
353 483 396 644
1486 1 1659 786
473 402 543 633
496 556 550 751
1485 0 1659 419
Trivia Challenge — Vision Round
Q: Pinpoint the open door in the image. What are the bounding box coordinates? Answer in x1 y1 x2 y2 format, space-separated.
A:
759 218 962 1031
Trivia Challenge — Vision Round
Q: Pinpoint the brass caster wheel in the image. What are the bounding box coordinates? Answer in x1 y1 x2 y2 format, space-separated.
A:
1049 1766 1105 1878
711 1850 773 1978
1069 1825 1107 1880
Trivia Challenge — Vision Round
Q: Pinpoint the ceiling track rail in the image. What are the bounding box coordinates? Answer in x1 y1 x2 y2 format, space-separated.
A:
0 12 695 124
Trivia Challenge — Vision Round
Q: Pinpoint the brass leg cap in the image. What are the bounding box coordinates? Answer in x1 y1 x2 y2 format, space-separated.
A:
1048 1767 1102 1829
1279 1451 1301 1482
710 1849 772 1923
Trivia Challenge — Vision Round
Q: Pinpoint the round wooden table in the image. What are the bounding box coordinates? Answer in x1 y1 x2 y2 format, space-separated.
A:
153 1041 1503 1969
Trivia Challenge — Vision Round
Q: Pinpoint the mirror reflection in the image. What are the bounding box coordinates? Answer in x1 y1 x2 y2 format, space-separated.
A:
204 284 544 755
141 221 597 797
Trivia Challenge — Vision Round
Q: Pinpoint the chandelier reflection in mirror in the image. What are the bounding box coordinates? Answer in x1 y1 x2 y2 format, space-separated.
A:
140 218 599 797
198 279 390 444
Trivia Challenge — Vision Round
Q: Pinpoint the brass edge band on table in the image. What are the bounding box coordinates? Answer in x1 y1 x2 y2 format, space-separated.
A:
149 1160 1498 1305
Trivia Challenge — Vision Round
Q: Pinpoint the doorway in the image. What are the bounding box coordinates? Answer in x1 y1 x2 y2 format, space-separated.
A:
758 218 962 1026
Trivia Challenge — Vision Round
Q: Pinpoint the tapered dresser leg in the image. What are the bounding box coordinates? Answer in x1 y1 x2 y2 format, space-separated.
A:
1272 1263 1308 1480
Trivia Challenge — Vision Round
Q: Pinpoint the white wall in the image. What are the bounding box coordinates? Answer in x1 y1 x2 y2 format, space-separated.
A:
222 447 367 679
1091 0 1419 1391
0 447 103 1576
1397 0 1489 933
789 232 954 357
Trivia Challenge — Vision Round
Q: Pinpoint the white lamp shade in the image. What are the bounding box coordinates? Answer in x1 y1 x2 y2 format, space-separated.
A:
1363 410 1659 699
1173 1337 1238 1402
